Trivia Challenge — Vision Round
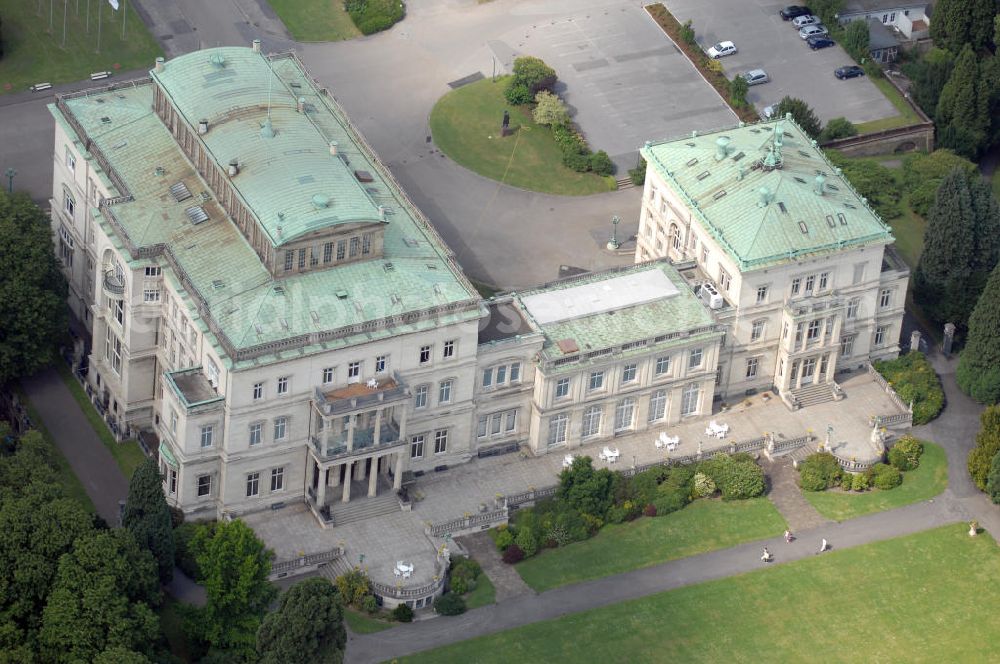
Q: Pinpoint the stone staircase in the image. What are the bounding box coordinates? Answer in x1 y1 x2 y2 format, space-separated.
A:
791 382 837 408
320 553 356 582
785 442 818 464
328 492 400 527
615 176 635 190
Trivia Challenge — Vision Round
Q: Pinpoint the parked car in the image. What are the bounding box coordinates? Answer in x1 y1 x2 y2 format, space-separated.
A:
791 14 821 27
707 41 737 59
807 35 835 49
834 65 865 79
760 104 777 120
780 5 811 20
742 69 770 86
798 25 829 39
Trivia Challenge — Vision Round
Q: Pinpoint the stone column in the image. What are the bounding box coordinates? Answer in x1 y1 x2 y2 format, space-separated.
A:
368 456 379 497
397 406 408 442
393 452 404 490
794 360 803 389
330 462 341 487
316 467 327 508
354 457 366 481
373 408 382 446
943 323 956 356
380 454 390 476
910 330 921 354
322 414 330 447
342 461 354 503
346 414 356 452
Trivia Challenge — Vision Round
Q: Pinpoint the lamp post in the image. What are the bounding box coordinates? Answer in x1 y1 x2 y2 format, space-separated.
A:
606 215 621 251
4 168 15 193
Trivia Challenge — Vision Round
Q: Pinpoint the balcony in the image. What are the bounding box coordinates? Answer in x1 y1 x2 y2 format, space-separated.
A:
103 269 125 296
313 371 409 417
311 421 402 461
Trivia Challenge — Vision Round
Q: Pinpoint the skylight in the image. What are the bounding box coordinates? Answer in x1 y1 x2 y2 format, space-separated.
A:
185 205 209 225
170 182 192 202
798 221 809 234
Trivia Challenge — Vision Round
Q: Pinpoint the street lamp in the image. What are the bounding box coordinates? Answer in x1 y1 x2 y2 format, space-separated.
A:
4 168 16 194
606 215 621 251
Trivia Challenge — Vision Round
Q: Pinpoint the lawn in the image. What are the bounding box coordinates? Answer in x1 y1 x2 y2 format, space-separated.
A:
888 190 927 268
344 608 394 634
0 0 161 94
804 442 948 522
56 362 146 480
15 387 96 513
854 76 923 134
402 524 1000 663
514 498 787 592
266 0 361 42
464 573 496 609
429 77 616 196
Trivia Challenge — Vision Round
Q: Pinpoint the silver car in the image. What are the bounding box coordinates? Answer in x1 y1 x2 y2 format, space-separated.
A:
791 14 820 27
799 24 829 39
742 69 770 86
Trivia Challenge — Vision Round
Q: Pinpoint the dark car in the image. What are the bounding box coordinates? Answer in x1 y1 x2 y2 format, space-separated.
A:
834 65 865 79
807 35 835 50
780 5 811 20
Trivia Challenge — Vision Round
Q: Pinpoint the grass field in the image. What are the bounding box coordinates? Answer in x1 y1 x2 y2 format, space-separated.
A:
266 0 361 42
515 498 787 592
854 76 923 134
804 442 948 522
344 608 394 634
430 77 616 196
403 524 1000 663
0 0 161 94
464 573 496 609
887 190 927 268
56 362 146 480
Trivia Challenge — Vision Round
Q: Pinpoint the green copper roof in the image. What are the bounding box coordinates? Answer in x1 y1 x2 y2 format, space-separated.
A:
515 261 720 363
641 118 894 270
52 49 481 369
152 47 383 245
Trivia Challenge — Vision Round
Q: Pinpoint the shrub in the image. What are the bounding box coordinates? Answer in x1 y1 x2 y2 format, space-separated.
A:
969 406 1000 491
433 593 467 616
504 82 533 105
894 436 924 467
818 117 857 142
449 558 481 595
505 56 557 105
693 472 717 498
493 528 514 552
679 19 697 47
729 75 749 108
335 569 372 608
870 463 903 490
532 91 569 127
629 158 647 186
606 504 628 524
798 466 828 492
563 150 592 172
589 151 615 176
798 452 842 491
515 527 538 557
361 594 378 614
651 492 686 516
902 149 978 216
174 522 207 580
888 447 914 471
392 603 414 622
772 97 822 138
851 472 869 492
558 456 614 518
629 466 672 506
720 461 766 500
344 0 405 36
501 544 524 564
643 503 657 517
873 353 944 425
987 451 1000 504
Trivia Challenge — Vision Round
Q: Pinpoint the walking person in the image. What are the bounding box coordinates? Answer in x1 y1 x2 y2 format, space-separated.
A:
784 530 793 543
819 538 828 553
761 547 772 563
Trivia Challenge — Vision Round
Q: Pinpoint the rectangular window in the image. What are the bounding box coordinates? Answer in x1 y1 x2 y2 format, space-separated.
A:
145 266 161 277
170 409 178 434
270 467 284 492
755 285 769 304
143 288 160 302
852 262 866 285
200 425 215 448
875 325 888 347
113 299 124 325
847 297 860 319
482 368 493 388
273 417 287 441
297 249 306 269
548 415 568 446
648 390 667 422
336 241 346 260
589 371 605 391
746 357 759 379
63 191 75 217
168 469 177 495
791 278 801 295
249 422 262 446
496 365 507 385
490 413 502 435
284 251 294 271
655 356 671 376
375 355 387 373
879 288 892 309
622 363 637 383
197 475 212 497
414 384 428 408
505 410 517 432
555 377 570 399
701 247 709 264
252 382 264 400
688 348 703 369
805 275 815 293
841 335 855 357
807 320 821 341
65 146 76 173
819 272 829 290
477 415 488 438
277 376 289 395
362 233 372 255
718 267 731 292
438 380 453 404
614 398 636 432
582 406 602 438
323 242 333 263
349 237 360 257
322 367 334 384
246 472 260 497
681 384 700 416
510 362 521 382
410 435 425 458
434 429 448 454
419 346 431 364
106 327 122 374
751 320 766 341
443 340 455 358
348 362 361 379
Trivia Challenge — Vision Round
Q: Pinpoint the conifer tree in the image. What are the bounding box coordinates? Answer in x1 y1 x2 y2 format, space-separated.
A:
122 458 175 584
957 264 1000 403
935 45 989 158
931 0 997 54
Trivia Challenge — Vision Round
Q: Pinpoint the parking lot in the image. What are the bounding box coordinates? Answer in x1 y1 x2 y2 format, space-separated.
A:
661 0 897 124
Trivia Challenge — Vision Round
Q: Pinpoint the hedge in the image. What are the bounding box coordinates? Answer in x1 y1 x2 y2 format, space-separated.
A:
345 0 405 35
874 352 944 425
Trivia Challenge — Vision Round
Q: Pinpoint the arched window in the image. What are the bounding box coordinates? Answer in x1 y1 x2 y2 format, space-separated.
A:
669 223 681 251
62 185 76 219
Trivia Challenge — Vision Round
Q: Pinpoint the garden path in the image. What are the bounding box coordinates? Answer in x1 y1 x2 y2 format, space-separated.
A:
764 459 832 533
457 531 533 602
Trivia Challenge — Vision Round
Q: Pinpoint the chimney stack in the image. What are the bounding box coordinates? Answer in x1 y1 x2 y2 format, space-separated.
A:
297 97 306 113
329 141 338 156
252 39 261 53
228 159 239 177
154 57 165 73
198 119 209 135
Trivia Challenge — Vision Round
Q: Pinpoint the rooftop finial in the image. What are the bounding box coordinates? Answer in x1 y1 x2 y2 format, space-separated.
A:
814 173 826 196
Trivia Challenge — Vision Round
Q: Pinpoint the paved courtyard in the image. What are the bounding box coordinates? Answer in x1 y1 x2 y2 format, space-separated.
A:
246 370 904 591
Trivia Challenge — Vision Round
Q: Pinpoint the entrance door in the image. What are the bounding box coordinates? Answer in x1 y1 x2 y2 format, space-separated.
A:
801 358 817 385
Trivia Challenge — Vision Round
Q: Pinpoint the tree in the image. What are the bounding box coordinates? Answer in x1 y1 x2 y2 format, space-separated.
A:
988 451 1000 504
122 458 175 584
557 456 614 518
826 151 901 220
968 406 1000 490
903 48 955 121
957 265 1000 403
504 56 557 105
968 178 1000 290
0 192 68 385
843 19 870 62
936 45 989 158
901 149 978 216
39 530 160 663
808 0 844 28
930 0 996 54
256 578 345 664
772 97 821 138
729 74 749 108
818 117 857 142
190 520 276 659
93 647 153 664
914 168 979 327
532 91 569 126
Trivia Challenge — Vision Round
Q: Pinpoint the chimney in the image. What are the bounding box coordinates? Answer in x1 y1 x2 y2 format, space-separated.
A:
814 173 826 196
297 97 306 113
276 226 283 240
378 205 386 220
329 140 338 156
757 186 772 207
154 57 165 73
252 39 261 53
198 119 209 135
228 159 239 177
714 136 730 161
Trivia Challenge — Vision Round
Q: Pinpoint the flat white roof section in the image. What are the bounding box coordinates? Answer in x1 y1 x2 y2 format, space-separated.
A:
522 269 679 325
